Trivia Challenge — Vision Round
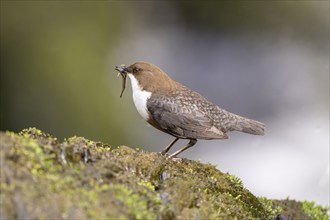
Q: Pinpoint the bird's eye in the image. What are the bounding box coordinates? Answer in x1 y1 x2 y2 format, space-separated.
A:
133 67 141 74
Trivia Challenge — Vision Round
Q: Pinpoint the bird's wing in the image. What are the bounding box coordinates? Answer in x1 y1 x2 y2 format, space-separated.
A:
147 94 228 140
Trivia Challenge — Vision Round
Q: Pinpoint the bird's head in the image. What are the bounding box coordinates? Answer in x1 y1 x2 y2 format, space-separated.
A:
115 61 176 97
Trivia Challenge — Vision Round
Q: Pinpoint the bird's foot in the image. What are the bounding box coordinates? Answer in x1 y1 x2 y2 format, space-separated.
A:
159 151 183 162
170 157 183 162
160 150 168 156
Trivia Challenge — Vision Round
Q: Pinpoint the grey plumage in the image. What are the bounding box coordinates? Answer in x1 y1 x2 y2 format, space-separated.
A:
147 84 265 140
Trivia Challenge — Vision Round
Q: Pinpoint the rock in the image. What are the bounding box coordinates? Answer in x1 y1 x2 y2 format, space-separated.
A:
0 128 328 219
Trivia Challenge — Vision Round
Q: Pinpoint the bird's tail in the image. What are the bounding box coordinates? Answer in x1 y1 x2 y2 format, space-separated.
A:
226 112 265 135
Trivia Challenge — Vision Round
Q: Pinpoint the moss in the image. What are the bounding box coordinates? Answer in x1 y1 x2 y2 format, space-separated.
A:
227 174 244 189
272 199 330 220
1 127 328 219
106 184 160 220
302 201 329 220
259 197 283 217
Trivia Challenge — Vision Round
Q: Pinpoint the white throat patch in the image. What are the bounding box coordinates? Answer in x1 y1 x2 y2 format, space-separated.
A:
128 74 151 121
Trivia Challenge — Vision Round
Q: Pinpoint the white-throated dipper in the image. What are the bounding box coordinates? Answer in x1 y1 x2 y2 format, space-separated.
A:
115 61 265 158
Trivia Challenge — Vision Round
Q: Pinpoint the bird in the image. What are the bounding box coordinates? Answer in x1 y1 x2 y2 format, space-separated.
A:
115 61 265 158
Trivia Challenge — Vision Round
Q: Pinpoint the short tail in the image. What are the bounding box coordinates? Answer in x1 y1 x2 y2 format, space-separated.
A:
227 113 265 135
236 118 265 135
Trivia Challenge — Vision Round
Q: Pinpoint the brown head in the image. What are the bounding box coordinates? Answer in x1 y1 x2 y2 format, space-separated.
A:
115 61 178 94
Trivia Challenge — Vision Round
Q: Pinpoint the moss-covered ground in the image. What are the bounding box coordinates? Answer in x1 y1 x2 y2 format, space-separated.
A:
0 128 328 219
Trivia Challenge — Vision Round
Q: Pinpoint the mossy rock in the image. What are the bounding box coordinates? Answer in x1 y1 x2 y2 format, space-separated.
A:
0 128 328 219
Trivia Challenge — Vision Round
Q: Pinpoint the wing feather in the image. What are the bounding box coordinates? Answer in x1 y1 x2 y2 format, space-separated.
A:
147 95 228 140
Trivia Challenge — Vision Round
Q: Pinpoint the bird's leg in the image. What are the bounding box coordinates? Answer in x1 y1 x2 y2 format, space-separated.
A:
168 139 197 159
161 137 179 155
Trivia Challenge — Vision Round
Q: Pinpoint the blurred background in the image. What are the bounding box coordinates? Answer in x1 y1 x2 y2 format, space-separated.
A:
1 1 329 206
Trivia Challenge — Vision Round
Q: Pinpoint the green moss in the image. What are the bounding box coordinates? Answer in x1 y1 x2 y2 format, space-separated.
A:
259 197 283 217
108 184 158 220
228 174 244 189
302 201 329 220
1 127 328 219
272 199 329 220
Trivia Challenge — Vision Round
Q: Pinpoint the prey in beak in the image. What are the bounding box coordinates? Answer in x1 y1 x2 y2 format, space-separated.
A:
115 65 128 98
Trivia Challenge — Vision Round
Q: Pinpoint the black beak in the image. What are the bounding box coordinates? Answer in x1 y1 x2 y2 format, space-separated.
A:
115 65 128 73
